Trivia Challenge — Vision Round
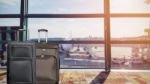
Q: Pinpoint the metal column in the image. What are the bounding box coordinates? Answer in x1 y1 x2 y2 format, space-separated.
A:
104 0 111 71
24 0 28 40
0 32 2 49
20 0 25 41
20 0 28 41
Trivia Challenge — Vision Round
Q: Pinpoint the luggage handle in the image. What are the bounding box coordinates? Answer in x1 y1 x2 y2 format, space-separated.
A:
17 29 26 42
38 29 48 43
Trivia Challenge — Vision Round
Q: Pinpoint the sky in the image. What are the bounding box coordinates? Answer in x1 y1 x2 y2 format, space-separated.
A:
0 0 150 39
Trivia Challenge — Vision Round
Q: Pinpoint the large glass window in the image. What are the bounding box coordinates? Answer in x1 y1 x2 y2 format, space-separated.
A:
111 44 150 70
0 18 20 26
0 0 150 70
60 44 105 68
29 0 104 14
0 0 20 14
110 18 150 69
111 18 150 39
110 0 150 13
28 18 105 69
28 18 104 39
0 18 20 66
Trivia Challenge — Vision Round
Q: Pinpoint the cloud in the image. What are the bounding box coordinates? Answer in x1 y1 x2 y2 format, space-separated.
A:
0 0 19 6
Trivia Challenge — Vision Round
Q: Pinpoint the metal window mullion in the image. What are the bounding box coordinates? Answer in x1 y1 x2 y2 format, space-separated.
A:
25 14 104 18
20 0 24 29
0 32 2 49
20 0 25 41
0 14 20 18
25 0 28 40
111 13 150 17
1 13 150 18
104 0 111 72
111 40 150 44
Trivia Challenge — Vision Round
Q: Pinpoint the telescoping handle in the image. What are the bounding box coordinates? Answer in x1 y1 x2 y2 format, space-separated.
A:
38 29 48 43
17 29 26 42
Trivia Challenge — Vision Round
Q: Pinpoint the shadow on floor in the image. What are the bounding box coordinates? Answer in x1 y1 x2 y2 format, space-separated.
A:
90 71 110 84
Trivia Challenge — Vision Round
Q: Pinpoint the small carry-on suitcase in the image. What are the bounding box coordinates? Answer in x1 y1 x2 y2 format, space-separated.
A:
36 29 59 84
7 42 36 84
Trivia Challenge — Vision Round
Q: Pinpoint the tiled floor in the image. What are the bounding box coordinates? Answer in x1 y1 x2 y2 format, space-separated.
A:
60 70 150 84
1 69 150 84
0 70 6 84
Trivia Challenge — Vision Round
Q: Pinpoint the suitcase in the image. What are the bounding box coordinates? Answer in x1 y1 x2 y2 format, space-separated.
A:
7 42 36 84
36 29 59 84
7 29 36 84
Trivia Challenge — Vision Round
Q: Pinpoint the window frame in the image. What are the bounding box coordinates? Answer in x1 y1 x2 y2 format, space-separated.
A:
0 0 150 71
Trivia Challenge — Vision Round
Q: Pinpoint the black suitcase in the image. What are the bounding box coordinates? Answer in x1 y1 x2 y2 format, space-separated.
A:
7 42 36 84
36 29 59 84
